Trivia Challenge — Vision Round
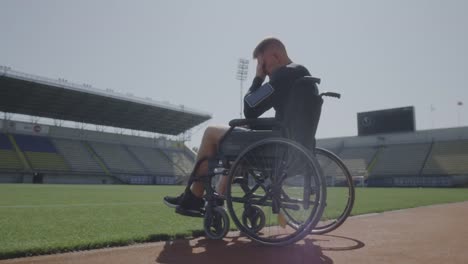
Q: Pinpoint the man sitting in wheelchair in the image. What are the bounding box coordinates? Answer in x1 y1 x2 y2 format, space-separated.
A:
164 37 322 216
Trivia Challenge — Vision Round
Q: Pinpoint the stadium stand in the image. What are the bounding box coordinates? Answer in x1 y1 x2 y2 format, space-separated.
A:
52 138 103 173
2 120 468 187
0 129 198 184
88 141 146 174
162 150 195 176
316 126 468 187
371 143 431 176
14 134 69 171
337 147 377 177
2 68 468 187
126 146 178 175
0 133 11 149
423 140 468 175
0 133 23 171
0 68 212 185
316 151 348 186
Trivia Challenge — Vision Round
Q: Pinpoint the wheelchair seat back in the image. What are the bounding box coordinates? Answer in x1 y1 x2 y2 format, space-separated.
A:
282 76 323 151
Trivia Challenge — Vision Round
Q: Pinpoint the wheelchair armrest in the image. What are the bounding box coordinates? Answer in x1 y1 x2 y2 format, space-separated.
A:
228 118 282 130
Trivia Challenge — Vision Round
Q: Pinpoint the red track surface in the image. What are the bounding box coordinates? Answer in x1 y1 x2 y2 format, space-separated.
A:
2 201 467 264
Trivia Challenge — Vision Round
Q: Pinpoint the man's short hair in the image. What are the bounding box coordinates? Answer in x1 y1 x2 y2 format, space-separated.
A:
252 37 287 59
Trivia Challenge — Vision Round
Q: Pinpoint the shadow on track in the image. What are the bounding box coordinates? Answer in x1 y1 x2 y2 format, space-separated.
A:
156 233 364 264
312 234 365 252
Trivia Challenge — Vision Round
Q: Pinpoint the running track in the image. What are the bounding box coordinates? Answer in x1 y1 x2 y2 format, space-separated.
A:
2 201 467 264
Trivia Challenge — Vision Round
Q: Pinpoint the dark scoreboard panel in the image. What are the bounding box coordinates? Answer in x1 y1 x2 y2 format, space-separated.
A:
357 106 415 136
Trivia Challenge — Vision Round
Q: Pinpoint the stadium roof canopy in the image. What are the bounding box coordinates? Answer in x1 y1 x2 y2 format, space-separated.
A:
0 67 211 135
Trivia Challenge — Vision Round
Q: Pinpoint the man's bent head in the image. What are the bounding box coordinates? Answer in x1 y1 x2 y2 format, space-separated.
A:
253 37 292 76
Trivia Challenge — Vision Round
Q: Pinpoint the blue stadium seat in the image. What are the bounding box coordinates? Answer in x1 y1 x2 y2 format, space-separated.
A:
0 133 13 150
0 133 23 170
14 134 57 153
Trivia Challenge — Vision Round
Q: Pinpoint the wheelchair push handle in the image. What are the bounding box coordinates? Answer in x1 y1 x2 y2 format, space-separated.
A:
320 92 341 99
296 76 340 99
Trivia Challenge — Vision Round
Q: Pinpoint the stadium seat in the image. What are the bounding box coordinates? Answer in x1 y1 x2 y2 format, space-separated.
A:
0 133 23 170
52 138 104 173
161 150 194 177
126 146 183 176
13 134 69 171
0 133 13 149
370 143 431 176
423 140 468 175
88 141 146 174
24 152 69 171
336 147 377 177
0 149 23 170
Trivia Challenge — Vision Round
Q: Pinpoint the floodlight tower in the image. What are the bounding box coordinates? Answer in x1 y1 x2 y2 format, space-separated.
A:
236 58 249 118
457 101 463 127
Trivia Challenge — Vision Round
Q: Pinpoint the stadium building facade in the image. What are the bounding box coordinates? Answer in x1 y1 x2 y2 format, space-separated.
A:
0 119 197 184
317 125 468 187
0 67 210 184
1 67 467 187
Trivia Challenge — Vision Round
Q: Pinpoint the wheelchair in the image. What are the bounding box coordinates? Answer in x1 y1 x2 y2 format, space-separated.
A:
180 77 354 246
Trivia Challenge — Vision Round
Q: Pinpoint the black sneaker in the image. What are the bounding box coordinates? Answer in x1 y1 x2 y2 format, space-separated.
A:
163 193 184 208
175 191 205 217
211 194 225 207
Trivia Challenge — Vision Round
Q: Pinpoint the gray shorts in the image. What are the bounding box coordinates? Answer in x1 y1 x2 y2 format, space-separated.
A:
220 128 281 158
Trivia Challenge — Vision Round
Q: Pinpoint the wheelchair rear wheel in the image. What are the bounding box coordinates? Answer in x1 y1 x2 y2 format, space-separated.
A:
311 147 355 234
226 138 326 246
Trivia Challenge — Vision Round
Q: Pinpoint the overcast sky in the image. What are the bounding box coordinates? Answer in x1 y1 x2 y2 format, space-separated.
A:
1 0 467 147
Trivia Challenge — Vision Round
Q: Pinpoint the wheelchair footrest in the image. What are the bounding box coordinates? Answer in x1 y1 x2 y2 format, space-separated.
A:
175 207 205 218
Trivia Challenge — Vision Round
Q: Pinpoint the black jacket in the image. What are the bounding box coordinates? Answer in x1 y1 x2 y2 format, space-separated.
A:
243 63 322 150
244 63 311 122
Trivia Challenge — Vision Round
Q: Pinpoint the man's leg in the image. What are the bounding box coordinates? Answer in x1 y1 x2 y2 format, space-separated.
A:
190 125 229 197
215 172 229 196
164 125 229 211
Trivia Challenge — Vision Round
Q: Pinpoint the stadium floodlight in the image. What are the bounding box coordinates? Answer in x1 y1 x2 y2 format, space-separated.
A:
457 101 463 126
236 58 249 118
430 104 436 129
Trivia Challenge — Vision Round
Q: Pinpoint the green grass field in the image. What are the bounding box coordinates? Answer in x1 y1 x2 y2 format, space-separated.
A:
1 184 468 259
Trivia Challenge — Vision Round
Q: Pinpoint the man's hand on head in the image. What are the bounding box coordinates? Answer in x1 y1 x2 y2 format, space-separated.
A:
256 56 266 80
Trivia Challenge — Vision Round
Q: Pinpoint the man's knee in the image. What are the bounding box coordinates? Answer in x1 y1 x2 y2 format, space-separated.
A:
202 125 229 142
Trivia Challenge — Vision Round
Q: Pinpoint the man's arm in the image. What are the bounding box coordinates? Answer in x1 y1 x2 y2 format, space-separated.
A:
243 76 274 118
243 57 274 118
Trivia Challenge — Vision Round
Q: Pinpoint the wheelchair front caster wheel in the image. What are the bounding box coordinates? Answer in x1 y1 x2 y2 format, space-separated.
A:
204 206 230 240
242 205 266 233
